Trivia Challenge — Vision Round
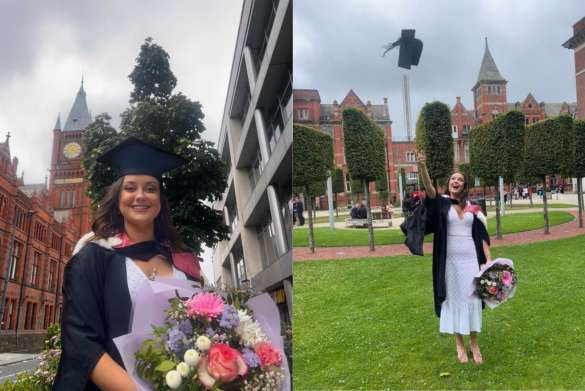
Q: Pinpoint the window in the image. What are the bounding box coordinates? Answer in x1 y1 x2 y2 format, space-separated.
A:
48 260 57 290
463 125 470 135
451 125 458 138
406 152 416 162
248 149 264 187
14 207 26 230
31 252 41 286
407 172 418 180
297 108 309 121
258 218 280 268
345 173 351 192
8 241 21 280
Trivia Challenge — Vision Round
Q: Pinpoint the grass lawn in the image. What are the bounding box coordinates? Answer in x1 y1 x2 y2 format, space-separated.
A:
293 235 585 389
293 211 574 248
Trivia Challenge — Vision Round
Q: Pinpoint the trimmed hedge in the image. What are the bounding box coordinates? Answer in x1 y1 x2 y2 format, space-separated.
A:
342 108 386 183
415 101 453 185
470 110 525 185
293 124 334 195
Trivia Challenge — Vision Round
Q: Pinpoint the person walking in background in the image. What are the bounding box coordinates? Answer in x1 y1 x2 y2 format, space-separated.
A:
293 195 305 226
417 152 492 364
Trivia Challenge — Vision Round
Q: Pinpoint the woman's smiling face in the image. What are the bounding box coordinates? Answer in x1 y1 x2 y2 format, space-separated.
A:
448 172 465 196
118 175 161 227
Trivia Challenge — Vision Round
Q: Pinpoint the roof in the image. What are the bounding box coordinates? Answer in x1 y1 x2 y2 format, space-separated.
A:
54 114 61 130
474 38 506 89
371 105 390 121
19 184 47 198
63 82 92 131
340 89 366 107
562 23 585 49
542 102 577 117
293 89 321 101
320 104 334 121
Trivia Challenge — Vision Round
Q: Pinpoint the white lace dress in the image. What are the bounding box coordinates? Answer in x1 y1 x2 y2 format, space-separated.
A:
439 206 482 335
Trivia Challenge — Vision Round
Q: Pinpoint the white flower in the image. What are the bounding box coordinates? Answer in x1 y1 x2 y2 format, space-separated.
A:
184 349 200 367
196 335 212 351
165 370 182 389
177 362 190 378
480 280 485 284
236 309 267 347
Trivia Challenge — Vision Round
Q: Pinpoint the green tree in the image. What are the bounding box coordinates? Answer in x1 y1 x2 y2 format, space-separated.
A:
83 38 228 253
415 102 453 187
343 108 386 251
293 124 333 253
470 111 524 239
523 115 575 234
574 120 585 227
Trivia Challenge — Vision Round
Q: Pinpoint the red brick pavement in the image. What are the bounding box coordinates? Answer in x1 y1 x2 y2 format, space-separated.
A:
293 211 585 261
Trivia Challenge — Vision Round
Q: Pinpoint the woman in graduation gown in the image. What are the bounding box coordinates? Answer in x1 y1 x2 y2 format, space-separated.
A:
53 137 202 391
417 152 492 364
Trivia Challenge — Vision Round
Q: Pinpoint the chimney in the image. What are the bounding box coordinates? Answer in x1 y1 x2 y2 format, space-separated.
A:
383 97 388 105
456 96 461 104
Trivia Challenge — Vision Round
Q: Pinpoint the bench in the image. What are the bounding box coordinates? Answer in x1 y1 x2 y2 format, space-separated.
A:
344 218 392 228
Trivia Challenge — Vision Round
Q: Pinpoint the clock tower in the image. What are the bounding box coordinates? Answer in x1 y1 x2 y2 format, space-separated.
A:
49 81 92 236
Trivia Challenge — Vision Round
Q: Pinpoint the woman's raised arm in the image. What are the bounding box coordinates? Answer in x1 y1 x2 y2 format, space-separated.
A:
417 152 436 199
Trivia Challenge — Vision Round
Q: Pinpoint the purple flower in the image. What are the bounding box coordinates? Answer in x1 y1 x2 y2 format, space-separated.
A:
242 348 261 368
178 319 193 335
166 326 186 355
219 304 240 329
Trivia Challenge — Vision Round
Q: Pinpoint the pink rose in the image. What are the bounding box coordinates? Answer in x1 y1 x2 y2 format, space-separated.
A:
497 292 508 301
186 292 224 320
487 286 498 295
254 342 282 368
501 270 513 287
198 343 247 389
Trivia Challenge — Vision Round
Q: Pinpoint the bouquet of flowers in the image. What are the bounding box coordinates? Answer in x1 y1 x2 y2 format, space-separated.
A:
114 278 288 391
473 258 518 309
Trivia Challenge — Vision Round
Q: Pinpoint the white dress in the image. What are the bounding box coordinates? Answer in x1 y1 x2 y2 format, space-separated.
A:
439 206 482 335
125 258 187 305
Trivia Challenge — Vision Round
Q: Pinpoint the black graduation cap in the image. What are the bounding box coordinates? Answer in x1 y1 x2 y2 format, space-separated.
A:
97 137 187 180
383 29 423 70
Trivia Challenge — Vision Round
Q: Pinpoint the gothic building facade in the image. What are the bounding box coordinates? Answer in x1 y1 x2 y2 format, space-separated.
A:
0 83 91 351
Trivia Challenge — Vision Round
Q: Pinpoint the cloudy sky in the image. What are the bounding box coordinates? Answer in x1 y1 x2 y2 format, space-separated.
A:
1 0 242 185
0 1 243 278
294 0 582 139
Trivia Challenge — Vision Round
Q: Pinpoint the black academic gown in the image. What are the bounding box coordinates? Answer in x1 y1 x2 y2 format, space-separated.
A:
424 196 490 317
53 240 200 390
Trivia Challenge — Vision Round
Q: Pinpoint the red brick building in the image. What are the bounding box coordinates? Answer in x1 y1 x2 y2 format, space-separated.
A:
294 89 397 207
563 16 585 119
0 83 92 351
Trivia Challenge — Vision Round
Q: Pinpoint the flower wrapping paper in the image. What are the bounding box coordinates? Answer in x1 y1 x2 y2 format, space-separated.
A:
471 257 517 309
113 278 291 390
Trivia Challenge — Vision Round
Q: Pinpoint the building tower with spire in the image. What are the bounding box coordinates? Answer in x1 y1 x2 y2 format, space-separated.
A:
49 80 92 236
472 38 508 124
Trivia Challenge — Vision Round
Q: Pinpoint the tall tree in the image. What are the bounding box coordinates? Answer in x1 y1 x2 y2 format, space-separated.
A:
574 120 585 227
293 124 333 253
83 38 229 253
470 111 524 239
343 107 386 251
415 102 453 188
524 115 575 234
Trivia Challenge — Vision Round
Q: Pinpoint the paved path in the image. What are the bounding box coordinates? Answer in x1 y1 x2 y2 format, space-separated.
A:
294 210 585 261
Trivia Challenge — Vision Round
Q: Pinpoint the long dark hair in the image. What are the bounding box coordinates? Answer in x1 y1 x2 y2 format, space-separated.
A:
91 177 186 251
444 170 469 206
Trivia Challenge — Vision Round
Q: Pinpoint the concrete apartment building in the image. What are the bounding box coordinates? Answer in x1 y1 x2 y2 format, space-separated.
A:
212 0 292 324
